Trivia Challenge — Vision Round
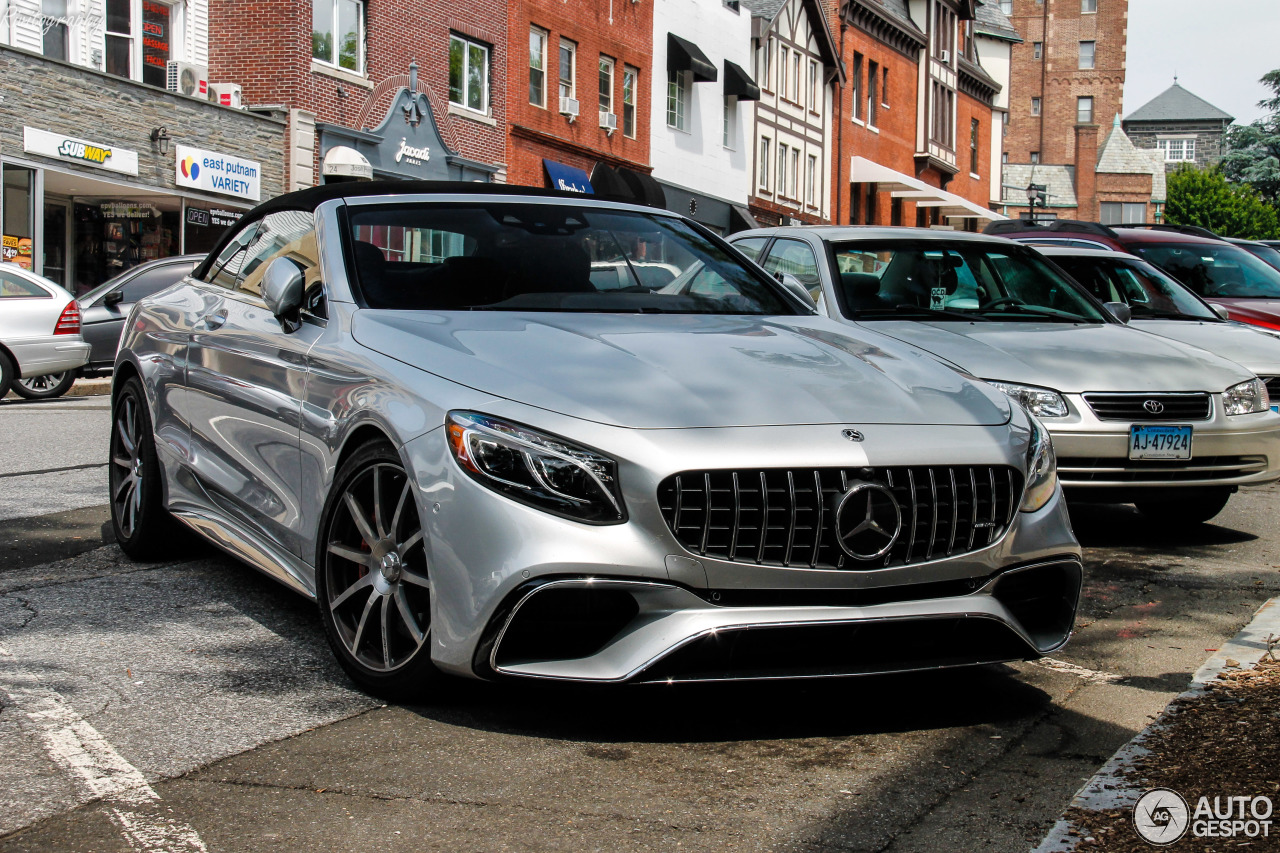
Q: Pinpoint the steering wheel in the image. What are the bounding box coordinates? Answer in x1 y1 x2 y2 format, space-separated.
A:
980 296 1025 310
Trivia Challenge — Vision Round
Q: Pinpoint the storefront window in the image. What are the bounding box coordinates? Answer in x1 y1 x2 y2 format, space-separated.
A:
72 202 179 294
2 166 35 271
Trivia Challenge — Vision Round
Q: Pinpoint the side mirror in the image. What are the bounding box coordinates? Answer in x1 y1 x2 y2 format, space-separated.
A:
103 288 124 307
262 256 306 332
1212 303 1232 321
778 272 816 306
1103 301 1132 324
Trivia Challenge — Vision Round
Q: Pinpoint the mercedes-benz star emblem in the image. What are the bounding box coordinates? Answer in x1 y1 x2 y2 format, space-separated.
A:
834 482 902 560
1143 399 1165 414
842 428 865 442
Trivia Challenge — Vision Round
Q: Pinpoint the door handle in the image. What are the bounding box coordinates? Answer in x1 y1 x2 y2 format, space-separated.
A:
201 310 228 330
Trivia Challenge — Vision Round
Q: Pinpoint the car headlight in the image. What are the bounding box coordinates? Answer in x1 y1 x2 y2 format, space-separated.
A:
1223 378 1270 416
1021 416 1058 513
446 412 625 524
985 380 1070 418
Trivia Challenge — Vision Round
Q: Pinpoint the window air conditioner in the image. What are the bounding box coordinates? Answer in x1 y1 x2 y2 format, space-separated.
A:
939 50 950 63
209 83 243 109
599 111 618 132
559 97 580 119
166 61 209 98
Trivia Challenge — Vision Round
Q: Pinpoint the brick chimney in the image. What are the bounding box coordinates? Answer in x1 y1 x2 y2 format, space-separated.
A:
1073 124 1100 222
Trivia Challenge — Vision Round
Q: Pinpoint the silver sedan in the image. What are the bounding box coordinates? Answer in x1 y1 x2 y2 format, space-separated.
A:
0 263 90 399
113 185 1081 697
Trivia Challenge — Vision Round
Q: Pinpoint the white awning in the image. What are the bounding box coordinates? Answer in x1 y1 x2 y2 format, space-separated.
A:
849 156 1006 221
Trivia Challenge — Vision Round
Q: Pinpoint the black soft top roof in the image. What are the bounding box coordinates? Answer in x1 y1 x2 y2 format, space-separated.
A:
192 180 633 279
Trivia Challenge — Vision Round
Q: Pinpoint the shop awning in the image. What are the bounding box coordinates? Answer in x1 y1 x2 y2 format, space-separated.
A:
617 167 667 208
723 60 760 101
729 204 759 233
668 34 717 83
543 159 593 194
589 163 630 199
849 156 1006 221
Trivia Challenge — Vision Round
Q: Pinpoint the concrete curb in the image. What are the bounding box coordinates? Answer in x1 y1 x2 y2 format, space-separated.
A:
2 377 110 401
1030 597 1280 852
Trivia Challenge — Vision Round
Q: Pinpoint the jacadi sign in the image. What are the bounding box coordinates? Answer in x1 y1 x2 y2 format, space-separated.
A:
175 145 262 201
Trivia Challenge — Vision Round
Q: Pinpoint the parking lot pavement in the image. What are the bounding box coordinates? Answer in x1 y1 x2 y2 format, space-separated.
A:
0 397 112 523
1 400 1278 851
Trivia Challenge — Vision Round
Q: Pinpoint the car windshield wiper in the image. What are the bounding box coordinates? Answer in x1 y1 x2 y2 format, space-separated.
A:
855 304 989 322
972 303 1095 322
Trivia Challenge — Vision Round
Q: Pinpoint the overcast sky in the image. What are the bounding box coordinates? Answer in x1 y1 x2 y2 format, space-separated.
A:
1124 0 1279 126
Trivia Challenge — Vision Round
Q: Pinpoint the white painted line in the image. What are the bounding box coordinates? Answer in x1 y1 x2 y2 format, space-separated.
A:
0 644 207 853
1030 597 1280 853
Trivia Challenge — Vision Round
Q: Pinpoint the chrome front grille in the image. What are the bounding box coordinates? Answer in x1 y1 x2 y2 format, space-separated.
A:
1084 393 1212 421
1263 377 1280 402
656 466 1022 570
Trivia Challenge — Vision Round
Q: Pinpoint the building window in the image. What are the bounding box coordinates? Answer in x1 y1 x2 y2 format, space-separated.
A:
599 55 614 115
723 96 736 148
1030 96 1041 116
666 70 687 130
777 143 788 197
762 37 773 90
791 148 800 201
1077 96 1093 124
778 45 788 98
791 49 800 102
1100 202 1146 225
558 39 576 101
529 27 547 107
1157 138 1197 162
622 65 638 138
809 60 819 111
312 0 364 74
867 60 879 126
851 52 863 121
1079 40 1095 69
999 0 1012 12
934 0 955 60
104 0 183 85
760 137 771 189
882 67 889 107
1081 0 1097 11
806 153 817 205
43 0 69 61
970 118 980 173
1002 110 1010 126
1033 41 1042 60
449 34 489 112
1030 151 1040 164
1002 152 1009 164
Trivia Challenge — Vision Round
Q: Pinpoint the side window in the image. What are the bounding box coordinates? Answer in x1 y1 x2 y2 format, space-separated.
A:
118 263 196 304
731 237 769 262
236 211 318 297
205 221 262 289
762 238 822 297
0 271 50 298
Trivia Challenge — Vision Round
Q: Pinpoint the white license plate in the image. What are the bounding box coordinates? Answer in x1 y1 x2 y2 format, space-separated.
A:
1129 425 1192 460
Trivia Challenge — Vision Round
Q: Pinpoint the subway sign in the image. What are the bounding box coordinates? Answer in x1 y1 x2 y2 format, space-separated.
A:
23 127 139 175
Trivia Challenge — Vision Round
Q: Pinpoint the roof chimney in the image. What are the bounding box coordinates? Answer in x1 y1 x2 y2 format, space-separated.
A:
1074 123 1100 222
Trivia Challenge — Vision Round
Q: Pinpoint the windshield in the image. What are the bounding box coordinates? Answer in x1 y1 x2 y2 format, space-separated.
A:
1133 242 1280 299
1242 242 1280 272
344 202 798 315
830 241 1108 323
1050 255 1216 320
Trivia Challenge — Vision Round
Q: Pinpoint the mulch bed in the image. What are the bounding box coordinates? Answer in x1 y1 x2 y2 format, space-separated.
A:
1059 659 1280 851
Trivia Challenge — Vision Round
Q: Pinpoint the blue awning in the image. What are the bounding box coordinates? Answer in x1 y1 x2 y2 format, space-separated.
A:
543 159 593 194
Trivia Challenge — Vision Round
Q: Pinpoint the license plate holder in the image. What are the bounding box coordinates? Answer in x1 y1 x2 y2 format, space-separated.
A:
1129 424 1193 460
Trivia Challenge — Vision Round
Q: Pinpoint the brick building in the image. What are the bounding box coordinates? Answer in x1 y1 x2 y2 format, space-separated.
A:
505 0 655 198
208 0 506 190
0 1 283 292
1123 81 1234 173
832 0 1004 229
742 0 842 227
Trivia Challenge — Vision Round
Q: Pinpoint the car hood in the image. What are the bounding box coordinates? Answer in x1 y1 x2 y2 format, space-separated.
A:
350 311 1012 428
1208 298 1280 331
854 320 1254 393
1132 320 1280 378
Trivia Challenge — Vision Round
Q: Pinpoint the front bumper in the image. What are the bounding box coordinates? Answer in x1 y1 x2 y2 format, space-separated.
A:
1049 393 1280 491
7 336 91 378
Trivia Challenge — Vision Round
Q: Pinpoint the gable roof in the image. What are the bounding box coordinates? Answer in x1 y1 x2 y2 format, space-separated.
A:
1096 117 1167 202
742 0 845 81
1125 82 1234 124
739 0 787 20
974 0 1021 42
1002 164 1077 208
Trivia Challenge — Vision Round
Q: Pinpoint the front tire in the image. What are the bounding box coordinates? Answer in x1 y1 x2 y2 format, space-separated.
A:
13 372 75 400
0 351 14 399
1135 487 1233 525
316 441 439 699
109 377 181 559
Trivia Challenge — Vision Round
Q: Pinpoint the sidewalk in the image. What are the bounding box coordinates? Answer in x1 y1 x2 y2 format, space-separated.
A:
1033 599 1280 851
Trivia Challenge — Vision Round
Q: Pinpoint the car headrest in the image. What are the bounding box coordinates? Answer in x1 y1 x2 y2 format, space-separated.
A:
840 272 881 298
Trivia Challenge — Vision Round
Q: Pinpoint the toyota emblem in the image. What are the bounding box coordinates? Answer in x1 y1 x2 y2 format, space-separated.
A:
834 482 902 560
842 428 865 442
1143 399 1165 415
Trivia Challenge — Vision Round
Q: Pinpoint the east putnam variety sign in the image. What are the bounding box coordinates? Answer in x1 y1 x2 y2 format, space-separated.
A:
23 127 139 176
175 144 262 201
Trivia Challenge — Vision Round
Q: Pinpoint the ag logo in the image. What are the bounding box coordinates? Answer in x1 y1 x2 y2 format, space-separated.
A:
834 482 901 560
1133 788 1189 845
842 428 865 442
1143 399 1165 415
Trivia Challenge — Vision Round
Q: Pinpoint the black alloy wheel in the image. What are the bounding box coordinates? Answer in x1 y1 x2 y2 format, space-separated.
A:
13 371 75 400
109 377 180 559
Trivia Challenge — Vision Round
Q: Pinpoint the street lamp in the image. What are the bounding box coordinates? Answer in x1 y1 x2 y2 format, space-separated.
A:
1025 183 1047 221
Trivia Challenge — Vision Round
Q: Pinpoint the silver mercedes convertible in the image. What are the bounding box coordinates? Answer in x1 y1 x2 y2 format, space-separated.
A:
111 184 1080 696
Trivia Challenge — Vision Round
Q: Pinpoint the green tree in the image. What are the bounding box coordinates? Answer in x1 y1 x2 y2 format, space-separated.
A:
1164 165 1280 240
1220 69 1280 205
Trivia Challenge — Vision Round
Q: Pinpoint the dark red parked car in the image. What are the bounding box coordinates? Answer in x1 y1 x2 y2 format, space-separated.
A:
986 221 1280 331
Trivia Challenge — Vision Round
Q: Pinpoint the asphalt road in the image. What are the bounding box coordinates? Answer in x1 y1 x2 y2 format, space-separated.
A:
0 394 1277 852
